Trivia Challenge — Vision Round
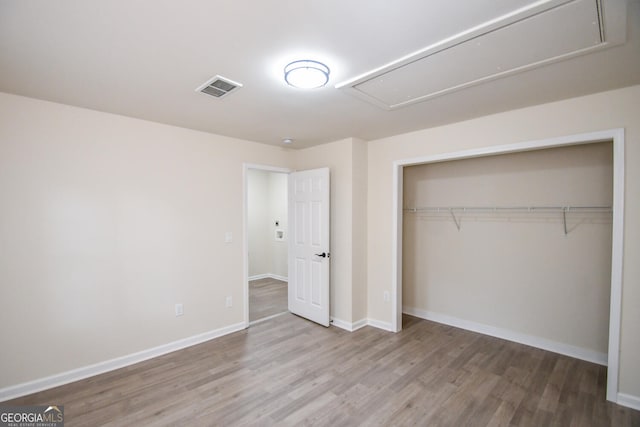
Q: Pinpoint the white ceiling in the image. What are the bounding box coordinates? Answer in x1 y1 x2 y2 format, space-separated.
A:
1 0 639 149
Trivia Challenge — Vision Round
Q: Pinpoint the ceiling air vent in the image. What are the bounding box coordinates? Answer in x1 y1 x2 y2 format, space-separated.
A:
195 75 243 98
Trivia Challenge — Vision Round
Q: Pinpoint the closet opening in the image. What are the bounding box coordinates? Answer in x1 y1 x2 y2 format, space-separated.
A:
391 129 624 403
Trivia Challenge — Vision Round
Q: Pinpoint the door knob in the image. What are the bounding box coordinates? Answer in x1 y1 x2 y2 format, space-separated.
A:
315 252 329 258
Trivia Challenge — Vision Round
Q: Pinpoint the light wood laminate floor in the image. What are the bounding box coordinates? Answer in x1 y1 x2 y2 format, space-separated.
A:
7 314 640 426
249 277 287 322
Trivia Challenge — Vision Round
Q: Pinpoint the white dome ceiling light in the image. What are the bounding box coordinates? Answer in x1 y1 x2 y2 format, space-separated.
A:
284 60 330 89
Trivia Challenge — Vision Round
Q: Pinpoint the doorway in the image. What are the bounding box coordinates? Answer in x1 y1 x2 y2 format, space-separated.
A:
243 164 332 328
244 165 290 324
391 128 625 402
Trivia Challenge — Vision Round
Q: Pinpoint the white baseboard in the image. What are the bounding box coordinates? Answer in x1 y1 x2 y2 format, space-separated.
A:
0 321 246 402
330 317 368 332
403 306 607 366
617 393 640 411
330 317 352 331
366 318 394 332
249 273 288 282
353 319 369 331
329 317 390 332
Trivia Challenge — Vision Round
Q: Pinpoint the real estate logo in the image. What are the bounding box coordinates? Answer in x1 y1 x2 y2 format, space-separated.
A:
0 405 64 427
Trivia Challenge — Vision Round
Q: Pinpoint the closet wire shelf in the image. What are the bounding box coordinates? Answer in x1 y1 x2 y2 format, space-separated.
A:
403 205 612 234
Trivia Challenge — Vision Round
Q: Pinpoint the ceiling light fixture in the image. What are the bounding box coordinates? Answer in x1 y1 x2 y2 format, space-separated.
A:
284 60 330 89
282 138 293 145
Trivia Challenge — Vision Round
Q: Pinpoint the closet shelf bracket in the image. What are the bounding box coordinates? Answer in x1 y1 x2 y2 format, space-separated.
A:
449 208 461 231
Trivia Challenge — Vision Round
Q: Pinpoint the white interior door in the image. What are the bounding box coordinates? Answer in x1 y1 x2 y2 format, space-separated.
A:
288 168 330 326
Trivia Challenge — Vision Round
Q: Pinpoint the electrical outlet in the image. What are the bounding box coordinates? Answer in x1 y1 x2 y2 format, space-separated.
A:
383 291 390 302
225 296 232 307
175 303 184 316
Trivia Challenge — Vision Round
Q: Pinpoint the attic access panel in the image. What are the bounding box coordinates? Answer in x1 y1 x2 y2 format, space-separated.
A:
338 0 625 110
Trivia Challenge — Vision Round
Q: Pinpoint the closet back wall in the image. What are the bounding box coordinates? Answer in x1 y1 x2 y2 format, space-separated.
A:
402 142 613 358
